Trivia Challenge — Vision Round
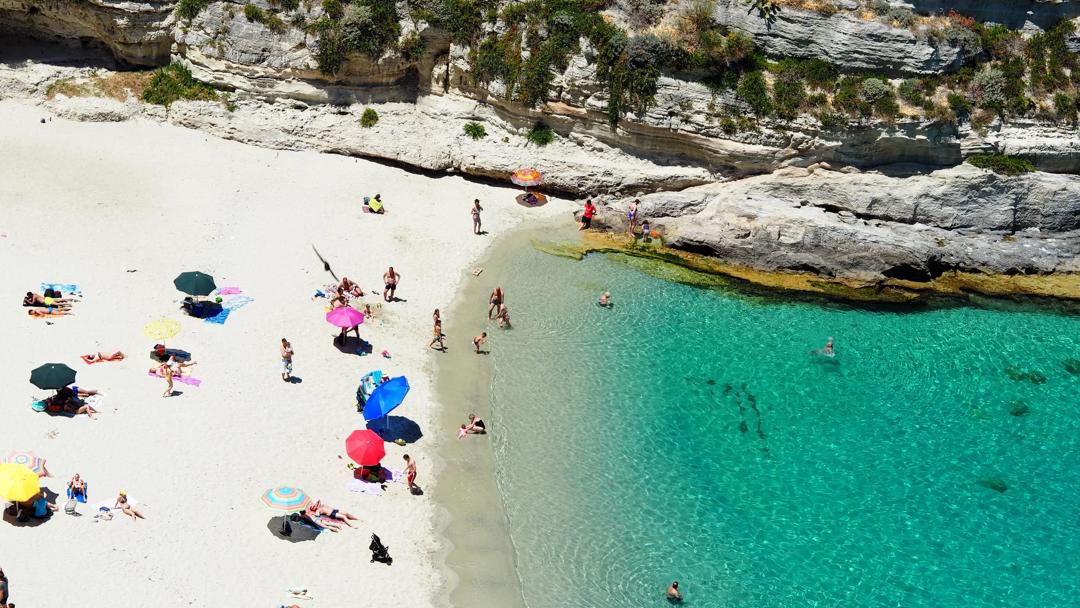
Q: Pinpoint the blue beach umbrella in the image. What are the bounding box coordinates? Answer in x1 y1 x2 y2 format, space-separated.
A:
362 376 410 422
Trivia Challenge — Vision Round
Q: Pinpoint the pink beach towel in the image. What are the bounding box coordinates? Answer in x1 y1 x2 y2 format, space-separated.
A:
215 287 242 295
147 371 202 387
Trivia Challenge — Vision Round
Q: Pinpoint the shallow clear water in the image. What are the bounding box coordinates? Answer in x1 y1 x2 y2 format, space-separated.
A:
486 245 1080 608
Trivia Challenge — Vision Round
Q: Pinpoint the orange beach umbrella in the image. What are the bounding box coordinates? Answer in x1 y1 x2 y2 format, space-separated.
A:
511 167 542 187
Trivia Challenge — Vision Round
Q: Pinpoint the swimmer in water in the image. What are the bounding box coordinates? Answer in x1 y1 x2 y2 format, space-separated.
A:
817 337 834 357
666 581 682 603
598 291 611 307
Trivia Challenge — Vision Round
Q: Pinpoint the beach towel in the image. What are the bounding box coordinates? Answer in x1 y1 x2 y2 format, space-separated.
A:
346 468 401 495
28 311 69 319
204 295 254 325
214 287 243 295
90 496 140 514
82 353 124 364
41 282 81 296
148 371 202 387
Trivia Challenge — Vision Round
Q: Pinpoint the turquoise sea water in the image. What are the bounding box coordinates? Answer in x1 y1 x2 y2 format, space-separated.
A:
485 244 1080 608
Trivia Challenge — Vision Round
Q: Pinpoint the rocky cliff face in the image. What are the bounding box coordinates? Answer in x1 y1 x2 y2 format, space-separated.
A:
594 164 1080 282
0 0 174 66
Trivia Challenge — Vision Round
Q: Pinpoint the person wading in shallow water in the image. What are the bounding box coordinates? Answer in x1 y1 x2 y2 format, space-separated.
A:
666 581 682 603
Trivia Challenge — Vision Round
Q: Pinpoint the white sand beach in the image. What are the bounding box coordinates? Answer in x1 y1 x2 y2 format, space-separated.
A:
0 100 569 607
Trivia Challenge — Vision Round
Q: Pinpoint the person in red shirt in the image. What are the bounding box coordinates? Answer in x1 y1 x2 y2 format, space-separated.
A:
580 199 596 230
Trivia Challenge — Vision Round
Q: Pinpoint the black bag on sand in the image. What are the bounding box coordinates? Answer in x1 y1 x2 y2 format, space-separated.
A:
369 533 392 565
280 515 293 536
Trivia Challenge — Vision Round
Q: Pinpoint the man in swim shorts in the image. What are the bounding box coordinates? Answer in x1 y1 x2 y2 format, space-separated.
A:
383 266 400 302
403 454 418 494
280 338 294 381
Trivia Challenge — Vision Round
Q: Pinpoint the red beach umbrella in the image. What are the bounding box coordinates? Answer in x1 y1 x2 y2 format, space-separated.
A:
511 167 542 187
345 430 386 467
326 307 364 328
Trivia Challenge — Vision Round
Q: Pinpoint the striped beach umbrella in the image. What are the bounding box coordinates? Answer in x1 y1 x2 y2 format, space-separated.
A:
510 167 542 187
143 318 181 341
4 450 44 475
261 486 311 511
0 463 40 503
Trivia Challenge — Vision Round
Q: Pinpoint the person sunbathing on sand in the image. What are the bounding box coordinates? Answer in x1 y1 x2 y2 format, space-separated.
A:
68 473 87 498
81 351 125 364
23 291 73 307
28 308 70 317
305 500 358 531
114 491 145 521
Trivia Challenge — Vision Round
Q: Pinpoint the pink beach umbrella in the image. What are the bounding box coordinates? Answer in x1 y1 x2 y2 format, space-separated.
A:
326 307 364 328
3 450 44 475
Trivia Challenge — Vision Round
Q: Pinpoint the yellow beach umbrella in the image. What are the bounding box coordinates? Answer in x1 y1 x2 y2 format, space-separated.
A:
0 463 40 502
143 318 181 341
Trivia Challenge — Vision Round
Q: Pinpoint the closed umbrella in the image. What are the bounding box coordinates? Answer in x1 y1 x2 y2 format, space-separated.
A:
143 318 181 341
29 363 76 390
362 376 410 422
510 167 542 187
3 450 44 475
0 463 40 503
345 430 386 467
326 307 364 328
261 486 311 511
174 271 217 296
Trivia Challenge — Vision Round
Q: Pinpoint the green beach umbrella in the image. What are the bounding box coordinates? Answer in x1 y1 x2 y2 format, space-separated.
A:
173 271 217 296
29 363 76 390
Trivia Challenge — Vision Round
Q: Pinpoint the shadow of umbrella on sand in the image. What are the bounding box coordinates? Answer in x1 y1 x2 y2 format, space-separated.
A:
266 515 321 543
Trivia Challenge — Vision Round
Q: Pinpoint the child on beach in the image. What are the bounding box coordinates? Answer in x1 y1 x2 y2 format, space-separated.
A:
403 454 418 494
472 332 487 354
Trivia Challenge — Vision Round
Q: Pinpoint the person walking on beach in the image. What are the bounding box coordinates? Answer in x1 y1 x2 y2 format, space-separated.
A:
472 332 487 354
580 198 596 230
488 286 504 319
429 309 446 351
383 266 401 302
627 198 639 234
280 338 294 382
471 199 483 235
403 454 418 494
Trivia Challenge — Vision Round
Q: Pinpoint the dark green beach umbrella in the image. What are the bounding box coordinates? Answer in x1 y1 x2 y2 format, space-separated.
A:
29 363 76 390
173 271 217 296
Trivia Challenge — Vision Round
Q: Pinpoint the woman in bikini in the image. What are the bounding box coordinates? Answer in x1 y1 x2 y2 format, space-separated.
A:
488 287 504 319
81 351 125 363
114 491 145 521
627 199 639 234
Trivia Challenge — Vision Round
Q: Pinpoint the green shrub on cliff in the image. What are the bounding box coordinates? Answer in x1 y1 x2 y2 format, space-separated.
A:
360 107 379 128
463 122 487 139
526 122 555 146
736 71 771 116
176 0 210 21
243 3 264 23
142 63 218 107
967 154 1034 175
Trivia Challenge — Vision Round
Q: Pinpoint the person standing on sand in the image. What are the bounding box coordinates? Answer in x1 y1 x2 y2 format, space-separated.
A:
471 199 483 235
280 338 294 382
472 332 487 353
488 286 504 319
580 198 596 230
403 454 418 494
429 309 446 351
383 267 401 302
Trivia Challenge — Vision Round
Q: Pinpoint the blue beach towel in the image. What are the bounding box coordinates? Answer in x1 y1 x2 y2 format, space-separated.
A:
203 295 254 325
67 484 88 503
41 282 81 295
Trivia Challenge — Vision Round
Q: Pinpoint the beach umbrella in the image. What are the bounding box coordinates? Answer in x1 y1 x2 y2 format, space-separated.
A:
29 363 76 390
3 450 44 475
261 486 311 511
362 376 410 422
510 167 542 187
326 307 364 328
143 318 181 341
0 463 40 503
173 271 217 296
345 429 386 466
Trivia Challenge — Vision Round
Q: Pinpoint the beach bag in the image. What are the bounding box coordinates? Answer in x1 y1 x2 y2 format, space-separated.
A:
65 498 77 515
31 400 46 412
280 515 293 536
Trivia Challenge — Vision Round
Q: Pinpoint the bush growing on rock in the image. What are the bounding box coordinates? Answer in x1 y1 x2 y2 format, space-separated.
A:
858 78 890 104
322 0 344 19
527 122 556 146
947 92 972 116
142 62 218 107
176 0 210 21
898 79 924 106
1053 92 1077 124
967 154 1035 175
342 2 401 58
736 70 771 116
360 107 379 127
399 32 426 61
279 0 299 9
970 65 1006 112
463 122 487 139
1027 19 1075 94
771 62 807 119
244 2 264 23
944 24 982 58
816 111 846 131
